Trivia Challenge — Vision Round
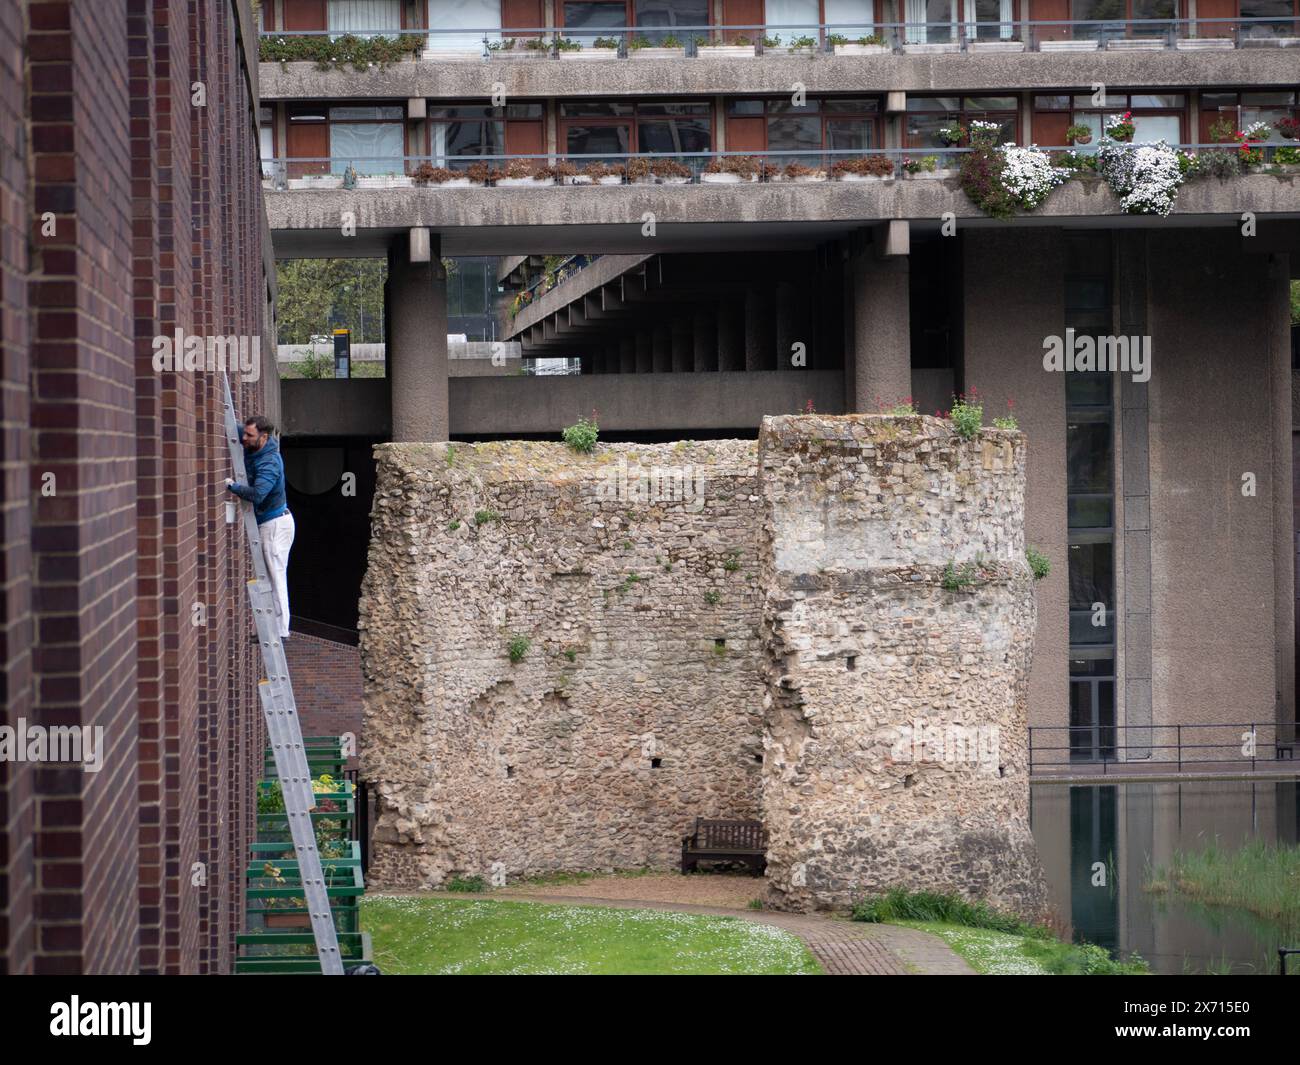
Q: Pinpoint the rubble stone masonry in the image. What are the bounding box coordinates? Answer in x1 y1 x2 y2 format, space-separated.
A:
361 416 1047 916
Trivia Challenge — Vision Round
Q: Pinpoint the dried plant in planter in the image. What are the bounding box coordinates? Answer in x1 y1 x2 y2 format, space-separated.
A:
465 162 490 185
503 159 538 180
830 155 896 178
782 162 820 180
543 161 578 182
582 162 624 180
704 154 761 178
625 156 652 180
650 158 691 180
412 163 456 185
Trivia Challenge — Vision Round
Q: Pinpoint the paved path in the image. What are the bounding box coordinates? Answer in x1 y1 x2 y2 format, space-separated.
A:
488 890 975 975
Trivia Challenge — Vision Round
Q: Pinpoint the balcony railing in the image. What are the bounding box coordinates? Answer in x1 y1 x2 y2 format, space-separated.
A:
260 19 1300 60
262 143 1299 190
1029 721 1299 774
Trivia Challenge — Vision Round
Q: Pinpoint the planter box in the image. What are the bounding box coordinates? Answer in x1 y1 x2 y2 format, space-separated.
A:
562 49 618 59
658 176 691 184
356 176 412 189
596 175 625 185
497 176 552 186
834 43 889 55
1174 38 1234 50
906 169 956 179
1242 36 1300 47
1040 39 1099 51
764 47 817 56
834 173 895 181
698 45 755 57
701 172 757 183
969 40 1025 52
629 175 656 185
568 175 593 184
902 42 961 53
421 49 481 62
421 177 474 188
630 47 686 59
1105 37 1165 50
287 175 343 190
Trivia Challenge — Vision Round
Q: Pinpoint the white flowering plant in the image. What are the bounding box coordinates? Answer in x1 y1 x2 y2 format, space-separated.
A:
997 145 1069 211
1240 121 1271 143
968 120 1002 147
1097 139 1185 216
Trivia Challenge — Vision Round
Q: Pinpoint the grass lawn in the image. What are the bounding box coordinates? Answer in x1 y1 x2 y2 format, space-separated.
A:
363 895 822 975
899 920 1147 975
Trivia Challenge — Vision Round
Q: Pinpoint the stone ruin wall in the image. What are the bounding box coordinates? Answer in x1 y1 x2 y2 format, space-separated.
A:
759 416 1046 915
360 417 1047 916
359 440 766 888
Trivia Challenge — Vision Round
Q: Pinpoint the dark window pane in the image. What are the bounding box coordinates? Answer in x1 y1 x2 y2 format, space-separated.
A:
826 118 874 151
1070 658 1115 676
637 117 711 153
727 99 764 115
560 101 635 117
1065 370 1112 406
1070 610 1113 644
637 102 712 116
965 96 1017 110
563 2 628 37
1068 495 1113 529
1129 94 1185 108
906 96 961 112
767 115 821 150
634 0 709 39
1068 541 1113 608
505 103 545 119
821 98 879 113
1035 95 1073 110
566 123 632 161
1067 421 1112 492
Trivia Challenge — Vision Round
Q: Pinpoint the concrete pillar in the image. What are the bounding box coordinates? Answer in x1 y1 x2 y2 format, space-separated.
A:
963 229 1067 734
387 232 448 441
718 300 743 371
635 331 652 374
1268 252 1295 736
652 323 672 373
693 307 716 372
850 247 910 411
671 318 692 373
744 286 775 371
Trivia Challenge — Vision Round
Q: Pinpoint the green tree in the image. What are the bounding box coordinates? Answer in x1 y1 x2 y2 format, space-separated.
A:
1291 280 1300 325
275 258 387 344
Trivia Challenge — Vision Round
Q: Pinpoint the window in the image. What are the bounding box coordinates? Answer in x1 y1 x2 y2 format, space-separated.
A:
561 99 713 163
428 105 507 169
328 0 401 39
328 105 404 175
1070 0 1176 39
560 0 711 42
425 0 500 50
904 0 957 44
727 96 879 165
1240 0 1300 38
1201 91 1299 146
906 95 1017 148
1035 92 1186 147
826 0 877 38
259 106 276 177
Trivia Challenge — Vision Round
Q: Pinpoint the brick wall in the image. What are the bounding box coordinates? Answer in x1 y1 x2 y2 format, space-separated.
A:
284 634 364 766
0 0 273 975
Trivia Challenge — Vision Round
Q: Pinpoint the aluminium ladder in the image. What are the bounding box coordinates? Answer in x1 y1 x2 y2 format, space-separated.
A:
222 373 344 975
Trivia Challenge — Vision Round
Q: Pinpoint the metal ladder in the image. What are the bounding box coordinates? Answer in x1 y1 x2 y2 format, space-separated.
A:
222 373 344 975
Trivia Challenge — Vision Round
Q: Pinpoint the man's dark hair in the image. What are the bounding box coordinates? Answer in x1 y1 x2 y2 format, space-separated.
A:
245 415 275 435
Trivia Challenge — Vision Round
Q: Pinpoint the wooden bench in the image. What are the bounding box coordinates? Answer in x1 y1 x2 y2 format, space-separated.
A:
680 818 767 876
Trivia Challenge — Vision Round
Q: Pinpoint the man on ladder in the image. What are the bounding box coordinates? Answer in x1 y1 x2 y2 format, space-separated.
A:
226 414 294 641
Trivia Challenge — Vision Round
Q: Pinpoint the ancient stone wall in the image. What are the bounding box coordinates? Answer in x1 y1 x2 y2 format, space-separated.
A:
360 441 766 888
758 415 1046 916
361 417 1046 917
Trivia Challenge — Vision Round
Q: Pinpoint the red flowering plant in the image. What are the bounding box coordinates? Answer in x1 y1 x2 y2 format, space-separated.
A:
1104 111 1135 143
1234 122 1271 168
873 394 917 415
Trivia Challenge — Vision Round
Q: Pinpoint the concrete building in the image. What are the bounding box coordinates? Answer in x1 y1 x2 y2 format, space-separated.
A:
258 1 1298 766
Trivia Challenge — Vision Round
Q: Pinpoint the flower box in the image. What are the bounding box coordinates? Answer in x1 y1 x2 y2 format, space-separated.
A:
1174 38 1234 50
287 175 344 190
421 49 481 62
834 43 889 55
497 176 552 187
424 176 473 188
969 40 1024 53
905 168 956 179
835 172 894 182
597 174 624 185
562 48 618 60
356 175 412 189
699 44 755 57
701 172 757 183
1105 37 1165 50
630 176 656 186
902 42 961 54
1242 36 1300 47
659 175 692 185
764 46 817 56
1040 39 1099 51
568 174 594 185
630 47 686 59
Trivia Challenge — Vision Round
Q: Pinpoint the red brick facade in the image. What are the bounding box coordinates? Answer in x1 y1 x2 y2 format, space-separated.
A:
285 634 363 771
0 0 272 975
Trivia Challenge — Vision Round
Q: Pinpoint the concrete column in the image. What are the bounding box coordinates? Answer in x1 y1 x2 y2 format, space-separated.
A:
671 318 692 373
635 331 652 374
387 232 448 441
693 307 715 372
744 286 775 371
718 300 743 371
851 249 910 411
652 323 672 373
1268 252 1295 736
963 229 1067 734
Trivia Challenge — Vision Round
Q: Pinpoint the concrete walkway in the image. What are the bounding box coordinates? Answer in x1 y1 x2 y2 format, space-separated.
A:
488 890 976 975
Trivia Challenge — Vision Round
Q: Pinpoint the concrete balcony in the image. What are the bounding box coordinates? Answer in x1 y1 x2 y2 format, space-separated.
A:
266 173 1300 257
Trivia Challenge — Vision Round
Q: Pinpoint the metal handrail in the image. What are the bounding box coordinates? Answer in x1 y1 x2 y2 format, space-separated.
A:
1029 721 1298 774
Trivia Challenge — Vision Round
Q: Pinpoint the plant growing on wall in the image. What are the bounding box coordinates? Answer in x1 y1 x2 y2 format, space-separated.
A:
948 390 983 439
1026 546 1050 580
562 412 599 452
992 400 1017 430
507 634 530 664
941 561 978 591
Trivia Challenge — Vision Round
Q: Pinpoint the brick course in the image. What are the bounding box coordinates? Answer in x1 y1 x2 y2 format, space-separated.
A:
0 0 272 975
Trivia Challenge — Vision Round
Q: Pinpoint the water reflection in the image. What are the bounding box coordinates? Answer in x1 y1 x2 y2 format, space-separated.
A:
1030 778 1300 974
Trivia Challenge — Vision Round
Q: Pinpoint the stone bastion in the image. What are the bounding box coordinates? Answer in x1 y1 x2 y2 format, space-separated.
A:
359 415 1047 916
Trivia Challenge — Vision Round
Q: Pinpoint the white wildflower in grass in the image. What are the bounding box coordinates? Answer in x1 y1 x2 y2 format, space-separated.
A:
1097 140 1184 217
997 144 1069 211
